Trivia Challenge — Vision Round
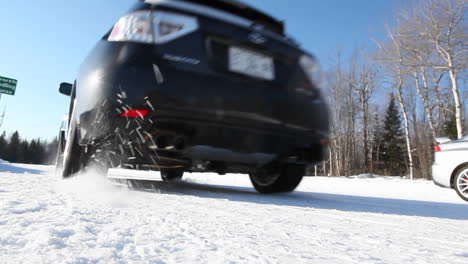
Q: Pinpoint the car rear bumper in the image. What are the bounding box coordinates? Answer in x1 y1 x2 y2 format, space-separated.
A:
431 163 452 188
85 107 328 170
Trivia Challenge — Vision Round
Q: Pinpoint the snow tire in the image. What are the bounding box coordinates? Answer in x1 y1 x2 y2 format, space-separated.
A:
161 169 184 182
61 126 84 178
54 130 66 176
61 99 86 178
250 164 305 194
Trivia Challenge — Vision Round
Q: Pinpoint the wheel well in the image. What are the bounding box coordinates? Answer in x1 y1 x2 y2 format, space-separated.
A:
451 163 468 188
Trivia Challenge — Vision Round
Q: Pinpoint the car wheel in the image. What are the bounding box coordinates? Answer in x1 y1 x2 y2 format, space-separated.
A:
62 100 86 178
54 130 66 176
454 165 468 202
161 169 184 182
249 164 305 194
61 125 84 178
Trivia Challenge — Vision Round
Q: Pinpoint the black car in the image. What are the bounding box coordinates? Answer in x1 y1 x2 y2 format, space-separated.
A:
56 0 329 193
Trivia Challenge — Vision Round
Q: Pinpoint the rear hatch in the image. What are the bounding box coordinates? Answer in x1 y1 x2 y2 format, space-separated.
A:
148 0 305 87
133 1 321 133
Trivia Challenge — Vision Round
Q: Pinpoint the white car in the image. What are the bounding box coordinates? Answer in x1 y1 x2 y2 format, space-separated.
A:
432 136 468 202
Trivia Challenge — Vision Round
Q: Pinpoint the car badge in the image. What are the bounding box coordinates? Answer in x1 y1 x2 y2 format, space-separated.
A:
248 32 267 44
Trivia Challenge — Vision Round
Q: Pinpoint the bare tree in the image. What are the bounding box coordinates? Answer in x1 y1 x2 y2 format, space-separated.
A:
412 69 438 141
324 52 360 176
431 68 449 133
349 56 377 172
412 0 467 138
319 0 466 178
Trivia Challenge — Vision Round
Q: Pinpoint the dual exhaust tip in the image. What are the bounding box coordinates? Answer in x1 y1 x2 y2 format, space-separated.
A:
149 135 186 151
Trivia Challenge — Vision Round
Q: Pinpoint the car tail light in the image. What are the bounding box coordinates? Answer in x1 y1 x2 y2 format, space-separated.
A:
108 11 154 43
153 12 198 43
434 145 441 152
299 55 320 85
108 11 198 44
120 109 150 118
320 139 329 146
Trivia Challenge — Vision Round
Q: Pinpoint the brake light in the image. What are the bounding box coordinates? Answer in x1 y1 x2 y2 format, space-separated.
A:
120 109 150 118
434 145 441 152
108 11 198 44
109 11 153 43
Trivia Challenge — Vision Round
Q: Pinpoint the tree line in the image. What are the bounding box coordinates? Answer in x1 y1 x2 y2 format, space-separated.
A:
0 131 58 165
320 0 466 178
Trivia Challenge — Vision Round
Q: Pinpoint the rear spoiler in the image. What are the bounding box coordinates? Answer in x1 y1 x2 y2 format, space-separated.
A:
143 0 284 35
435 137 452 144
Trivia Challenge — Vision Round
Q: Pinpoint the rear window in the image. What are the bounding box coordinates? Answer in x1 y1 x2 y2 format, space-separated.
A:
180 0 284 35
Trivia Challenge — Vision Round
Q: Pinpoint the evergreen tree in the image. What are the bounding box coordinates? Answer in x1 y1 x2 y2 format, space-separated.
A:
0 131 7 160
379 94 406 175
36 140 46 164
19 140 30 163
29 139 46 164
0 131 54 164
444 114 458 139
5 131 21 163
28 139 37 163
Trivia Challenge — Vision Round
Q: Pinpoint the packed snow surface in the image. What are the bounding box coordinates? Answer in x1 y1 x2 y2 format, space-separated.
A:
0 161 467 264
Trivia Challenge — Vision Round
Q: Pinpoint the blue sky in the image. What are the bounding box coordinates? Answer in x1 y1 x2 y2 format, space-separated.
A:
0 0 407 140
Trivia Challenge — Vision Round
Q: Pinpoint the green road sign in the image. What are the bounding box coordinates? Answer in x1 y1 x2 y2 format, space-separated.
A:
0 76 17 95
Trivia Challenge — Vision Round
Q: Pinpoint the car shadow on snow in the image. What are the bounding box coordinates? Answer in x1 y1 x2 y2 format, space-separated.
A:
113 178 468 221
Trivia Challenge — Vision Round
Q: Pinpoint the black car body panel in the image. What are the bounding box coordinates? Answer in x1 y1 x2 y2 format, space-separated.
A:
70 0 329 173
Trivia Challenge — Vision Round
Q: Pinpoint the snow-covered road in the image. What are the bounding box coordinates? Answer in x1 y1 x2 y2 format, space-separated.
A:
0 161 467 264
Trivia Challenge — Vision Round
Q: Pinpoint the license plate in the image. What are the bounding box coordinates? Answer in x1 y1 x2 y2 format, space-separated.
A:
228 47 274 80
